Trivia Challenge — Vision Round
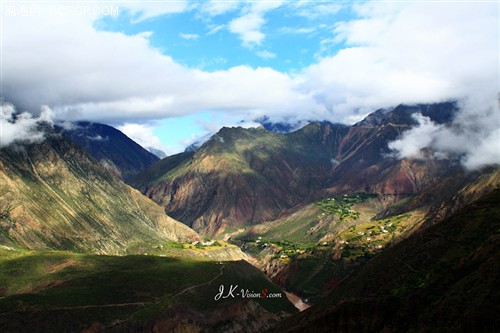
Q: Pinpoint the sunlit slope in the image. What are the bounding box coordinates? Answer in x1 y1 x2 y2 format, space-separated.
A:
0 134 199 254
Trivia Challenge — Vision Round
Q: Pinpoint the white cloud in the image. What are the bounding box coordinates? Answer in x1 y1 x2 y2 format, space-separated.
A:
195 56 228 70
1 103 55 147
389 97 500 170
2 1 498 166
294 3 342 19
463 128 500 170
229 12 266 47
256 50 276 60
3 11 189 116
228 1 284 48
200 1 241 17
117 123 168 155
180 132 212 152
3 8 324 123
280 26 316 34
388 114 443 159
206 24 225 35
251 1 284 14
300 2 498 123
179 33 200 40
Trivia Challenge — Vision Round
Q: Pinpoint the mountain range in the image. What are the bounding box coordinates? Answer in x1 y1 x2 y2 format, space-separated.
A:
129 103 460 237
0 101 498 332
0 122 295 332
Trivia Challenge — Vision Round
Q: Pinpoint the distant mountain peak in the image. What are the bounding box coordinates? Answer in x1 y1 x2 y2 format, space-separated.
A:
147 147 167 159
58 121 159 180
356 102 458 127
184 132 215 153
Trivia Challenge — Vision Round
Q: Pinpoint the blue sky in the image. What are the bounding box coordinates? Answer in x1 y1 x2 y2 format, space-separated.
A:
94 1 354 153
102 3 350 72
2 1 498 158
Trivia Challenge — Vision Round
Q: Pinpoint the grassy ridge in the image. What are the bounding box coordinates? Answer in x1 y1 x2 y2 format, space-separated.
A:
125 240 250 261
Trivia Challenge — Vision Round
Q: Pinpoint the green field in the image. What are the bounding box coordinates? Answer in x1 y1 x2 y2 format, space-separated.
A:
234 193 380 245
229 193 424 300
315 193 379 222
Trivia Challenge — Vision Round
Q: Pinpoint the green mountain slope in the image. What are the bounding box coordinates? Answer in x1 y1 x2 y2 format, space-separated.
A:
0 134 199 254
232 193 424 300
273 187 500 333
231 169 499 302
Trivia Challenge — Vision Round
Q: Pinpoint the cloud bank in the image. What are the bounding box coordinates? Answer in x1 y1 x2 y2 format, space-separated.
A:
0 103 55 147
301 2 498 122
1 2 498 167
4 2 496 122
389 97 500 169
388 114 444 160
